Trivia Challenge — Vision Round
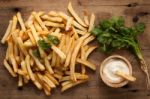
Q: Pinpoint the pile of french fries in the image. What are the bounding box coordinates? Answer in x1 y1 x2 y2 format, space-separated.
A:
1 2 96 95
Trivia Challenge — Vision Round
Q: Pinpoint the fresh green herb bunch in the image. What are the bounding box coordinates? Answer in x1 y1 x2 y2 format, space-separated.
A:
92 16 150 86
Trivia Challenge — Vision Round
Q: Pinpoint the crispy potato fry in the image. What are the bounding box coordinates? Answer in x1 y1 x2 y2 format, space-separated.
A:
17 37 28 55
45 72 59 85
17 12 26 31
48 11 58 17
18 75 23 87
44 21 64 28
73 20 87 31
25 55 35 81
83 11 89 26
66 17 73 31
3 59 17 77
11 15 18 33
88 13 95 32
1 20 13 44
29 24 39 42
85 46 97 58
27 31 36 45
76 58 96 70
61 81 71 86
83 35 95 46
70 33 90 81
43 75 56 88
42 15 63 22
33 21 42 32
8 41 18 73
32 12 48 31
29 49 45 71
61 80 87 92
68 2 87 27
51 45 66 61
44 58 54 74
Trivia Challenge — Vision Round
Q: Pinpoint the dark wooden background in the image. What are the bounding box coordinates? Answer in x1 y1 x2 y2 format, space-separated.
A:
0 0 150 99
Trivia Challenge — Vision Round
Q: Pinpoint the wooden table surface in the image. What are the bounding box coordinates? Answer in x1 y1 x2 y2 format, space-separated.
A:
0 0 150 99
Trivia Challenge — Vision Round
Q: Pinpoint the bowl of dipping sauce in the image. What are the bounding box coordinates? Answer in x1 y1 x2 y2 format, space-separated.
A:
100 55 136 88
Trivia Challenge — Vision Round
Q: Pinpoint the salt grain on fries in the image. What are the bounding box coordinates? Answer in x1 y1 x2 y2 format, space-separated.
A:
1 2 96 96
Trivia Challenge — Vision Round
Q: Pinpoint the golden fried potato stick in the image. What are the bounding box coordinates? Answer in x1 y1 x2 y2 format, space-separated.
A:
29 24 39 43
3 59 17 77
32 12 48 31
88 13 95 32
25 55 35 81
17 12 26 31
44 58 54 74
27 31 36 45
33 21 42 32
68 2 87 27
45 72 59 85
48 11 59 17
61 80 87 92
8 41 18 73
85 46 97 58
51 45 66 61
1 20 13 44
70 33 90 81
41 15 63 23
17 37 28 55
83 35 95 46
11 15 18 33
83 11 89 26
18 75 23 87
61 81 71 86
60 74 88 82
43 75 56 88
76 58 96 70
44 21 64 28
29 49 45 71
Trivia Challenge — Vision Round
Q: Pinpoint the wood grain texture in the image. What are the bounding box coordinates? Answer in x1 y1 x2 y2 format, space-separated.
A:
0 0 150 99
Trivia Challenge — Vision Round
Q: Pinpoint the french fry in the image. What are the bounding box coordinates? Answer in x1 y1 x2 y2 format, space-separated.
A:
83 35 95 46
68 2 87 27
45 72 59 85
85 46 97 58
44 21 64 28
66 17 73 31
74 29 86 35
24 39 34 47
48 11 58 17
76 58 96 70
11 15 18 33
3 59 17 77
29 49 45 71
88 13 95 32
8 41 18 73
25 55 35 81
53 73 62 80
32 12 48 31
81 46 86 74
73 20 87 31
43 75 56 88
41 15 63 23
1 20 13 44
27 31 36 45
70 33 90 81
83 11 89 26
44 58 54 74
29 24 39 42
61 80 87 92
51 45 66 61
61 81 71 86
18 75 23 87
17 37 28 55
33 21 42 32
17 12 26 31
